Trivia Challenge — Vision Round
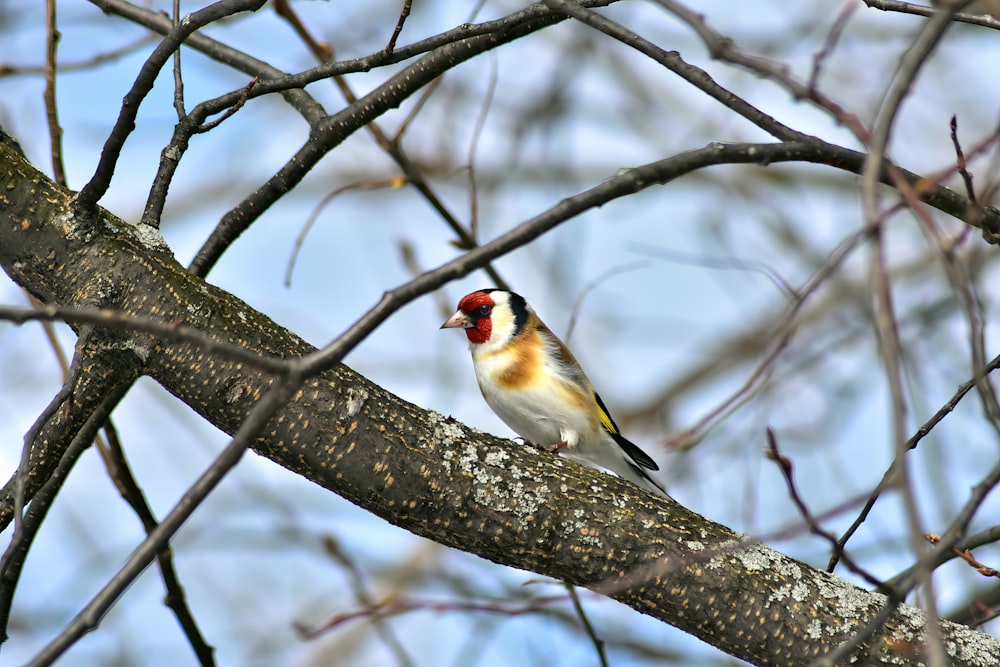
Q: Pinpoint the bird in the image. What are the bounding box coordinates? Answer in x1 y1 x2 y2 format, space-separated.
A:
441 288 669 498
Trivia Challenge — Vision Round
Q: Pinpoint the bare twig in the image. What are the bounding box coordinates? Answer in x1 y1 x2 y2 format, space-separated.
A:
385 0 413 55
26 371 300 667
951 115 979 206
859 8 968 664
925 535 999 578
140 76 258 229
809 1 858 93
829 352 1000 571
0 304 289 373
92 0 324 122
967 602 1000 630
564 583 609 667
43 0 66 187
194 77 257 133
628 243 796 300
466 54 498 245
0 384 133 645
171 0 186 119
564 262 650 345
765 429 883 587
666 221 875 450
297 592 568 637
284 177 407 287
319 535 416 667
8 379 73 556
544 0 808 143
98 419 216 664
648 0 870 140
864 0 1000 29
887 459 1000 593
0 34 158 77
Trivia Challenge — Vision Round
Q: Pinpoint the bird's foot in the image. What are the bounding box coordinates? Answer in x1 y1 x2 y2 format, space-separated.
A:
548 441 569 452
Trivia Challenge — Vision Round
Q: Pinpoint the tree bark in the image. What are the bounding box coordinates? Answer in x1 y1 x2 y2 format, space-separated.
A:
1 132 997 666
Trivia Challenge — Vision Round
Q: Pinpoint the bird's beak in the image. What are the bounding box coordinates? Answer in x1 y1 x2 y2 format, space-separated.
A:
441 310 474 329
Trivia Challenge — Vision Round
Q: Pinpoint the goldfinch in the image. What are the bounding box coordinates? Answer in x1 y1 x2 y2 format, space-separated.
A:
441 288 669 498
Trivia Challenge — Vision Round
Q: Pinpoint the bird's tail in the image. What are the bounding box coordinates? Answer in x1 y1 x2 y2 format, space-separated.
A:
625 463 674 500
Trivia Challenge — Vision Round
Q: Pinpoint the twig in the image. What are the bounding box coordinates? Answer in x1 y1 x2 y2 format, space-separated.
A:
284 177 405 287
141 76 258 229
564 583 609 667
912 120 1000 445
391 76 443 139
26 371 300 667
628 243 796 300
385 0 413 55
0 34 158 77
11 376 77 536
864 0 1000 29
0 384 133 645
924 535 999 578
765 429 883 588
950 115 979 206
296 592 568 638
564 262 650 345
0 303 290 373
43 0 66 186
887 458 1000 593
968 602 1000 629
319 535 415 667
99 417 216 664
92 0 324 122
809 1 858 93
666 221 875 450
545 0 807 143
829 352 1000 571
648 0 869 140
859 8 966 665
196 78 257 133
466 54 498 246
171 0 186 119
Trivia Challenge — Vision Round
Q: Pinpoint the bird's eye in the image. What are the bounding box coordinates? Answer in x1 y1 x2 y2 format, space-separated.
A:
475 304 492 317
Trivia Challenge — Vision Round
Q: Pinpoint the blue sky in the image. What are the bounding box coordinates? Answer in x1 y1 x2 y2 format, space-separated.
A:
2 1 1000 665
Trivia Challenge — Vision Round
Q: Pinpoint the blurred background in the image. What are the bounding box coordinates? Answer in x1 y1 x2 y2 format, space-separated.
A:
1 0 999 664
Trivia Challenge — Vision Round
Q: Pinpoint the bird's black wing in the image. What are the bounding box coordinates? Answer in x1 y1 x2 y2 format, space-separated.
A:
592 391 659 471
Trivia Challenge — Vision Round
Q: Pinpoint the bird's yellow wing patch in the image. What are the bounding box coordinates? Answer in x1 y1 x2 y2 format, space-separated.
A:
592 391 620 436
594 390 658 470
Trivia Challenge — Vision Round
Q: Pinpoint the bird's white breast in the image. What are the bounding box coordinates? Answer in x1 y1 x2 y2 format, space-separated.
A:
471 337 596 449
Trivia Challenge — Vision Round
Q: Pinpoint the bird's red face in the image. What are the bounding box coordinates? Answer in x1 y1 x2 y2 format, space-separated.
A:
441 290 496 344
